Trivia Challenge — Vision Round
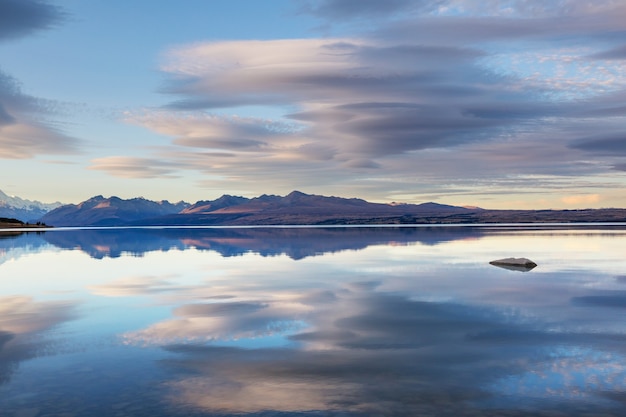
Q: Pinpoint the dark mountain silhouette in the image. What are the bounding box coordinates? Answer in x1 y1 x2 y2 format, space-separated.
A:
40 195 190 227
34 190 626 227
133 190 473 227
38 191 473 227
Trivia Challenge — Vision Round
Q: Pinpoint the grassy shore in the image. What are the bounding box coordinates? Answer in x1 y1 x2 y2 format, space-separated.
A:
0 217 50 228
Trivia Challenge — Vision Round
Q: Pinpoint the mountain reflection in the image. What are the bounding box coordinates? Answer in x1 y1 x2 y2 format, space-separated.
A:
0 232 51 266
31 227 486 260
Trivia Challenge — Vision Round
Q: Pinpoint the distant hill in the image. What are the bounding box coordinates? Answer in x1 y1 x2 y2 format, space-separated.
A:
181 195 250 214
38 190 473 226
142 190 473 226
0 189 62 222
34 190 626 227
40 195 190 227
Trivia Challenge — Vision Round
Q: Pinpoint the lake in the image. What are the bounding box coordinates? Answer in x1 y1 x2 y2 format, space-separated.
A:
1 225 626 416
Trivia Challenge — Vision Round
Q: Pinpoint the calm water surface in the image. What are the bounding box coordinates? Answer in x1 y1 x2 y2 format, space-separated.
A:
1 225 626 416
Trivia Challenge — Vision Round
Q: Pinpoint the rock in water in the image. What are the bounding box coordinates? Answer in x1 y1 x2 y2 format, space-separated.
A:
489 257 537 272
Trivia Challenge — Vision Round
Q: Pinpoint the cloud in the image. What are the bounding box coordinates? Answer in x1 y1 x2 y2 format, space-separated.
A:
0 71 44 116
119 110 342 183
124 112 297 150
300 0 626 22
0 105 15 126
570 134 626 155
0 121 79 159
88 156 182 179
589 44 626 60
380 15 626 47
0 0 65 41
561 194 601 206
613 163 626 172
159 38 367 109
101 0 626 206
299 0 439 20
0 13 80 160
160 39 489 112
150 38 547 162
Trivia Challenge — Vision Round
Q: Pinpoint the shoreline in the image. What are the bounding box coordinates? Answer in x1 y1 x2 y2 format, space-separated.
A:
3 221 626 233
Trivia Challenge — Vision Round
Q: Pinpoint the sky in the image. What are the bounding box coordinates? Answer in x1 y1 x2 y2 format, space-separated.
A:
1 0 625 209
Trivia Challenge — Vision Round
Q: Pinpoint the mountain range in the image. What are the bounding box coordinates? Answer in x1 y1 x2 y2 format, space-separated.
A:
0 190 62 222
39 195 190 227
39 190 476 226
3 189 626 227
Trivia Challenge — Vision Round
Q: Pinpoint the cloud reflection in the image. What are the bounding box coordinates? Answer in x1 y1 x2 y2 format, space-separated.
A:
123 300 308 346
88 275 182 297
4 227 626 414
122 281 626 415
0 296 76 385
